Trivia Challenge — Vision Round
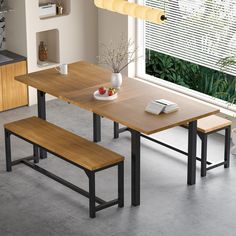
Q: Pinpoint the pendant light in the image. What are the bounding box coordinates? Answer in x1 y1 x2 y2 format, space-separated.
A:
94 0 166 24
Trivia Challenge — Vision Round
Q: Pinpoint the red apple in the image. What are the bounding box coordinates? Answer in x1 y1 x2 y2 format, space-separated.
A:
98 87 106 95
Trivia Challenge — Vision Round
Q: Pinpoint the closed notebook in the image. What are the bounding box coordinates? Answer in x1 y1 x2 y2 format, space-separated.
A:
145 99 179 115
156 99 179 113
145 101 166 115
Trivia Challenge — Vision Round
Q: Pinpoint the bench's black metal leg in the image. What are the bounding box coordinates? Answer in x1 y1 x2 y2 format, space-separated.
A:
5 129 12 172
33 145 39 164
88 172 96 218
131 129 141 206
93 113 101 143
118 162 124 207
224 126 231 168
199 133 207 177
114 122 119 139
37 90 47 159
187 120 197 185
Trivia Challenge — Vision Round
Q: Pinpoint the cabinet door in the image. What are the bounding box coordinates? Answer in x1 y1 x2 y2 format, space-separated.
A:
2 61 28 111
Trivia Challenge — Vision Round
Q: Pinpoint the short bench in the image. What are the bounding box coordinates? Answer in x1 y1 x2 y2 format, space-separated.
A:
195 115 231 177
4 117 124 218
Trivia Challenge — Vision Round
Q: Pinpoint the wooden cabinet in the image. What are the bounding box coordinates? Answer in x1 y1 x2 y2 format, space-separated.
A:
0 61 28 112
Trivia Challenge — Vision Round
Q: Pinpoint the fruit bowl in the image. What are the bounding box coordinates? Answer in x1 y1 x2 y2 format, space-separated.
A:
93 90 118 101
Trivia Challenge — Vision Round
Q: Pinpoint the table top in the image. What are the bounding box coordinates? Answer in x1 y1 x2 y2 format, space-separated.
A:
16 61 219 135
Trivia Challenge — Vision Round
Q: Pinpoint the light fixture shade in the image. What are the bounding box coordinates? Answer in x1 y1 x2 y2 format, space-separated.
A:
94 0 104 8
123 3 137 16
135 5 148 19
94 0 165 24
146 8 164 24
114 1 128 14
103 0 115 11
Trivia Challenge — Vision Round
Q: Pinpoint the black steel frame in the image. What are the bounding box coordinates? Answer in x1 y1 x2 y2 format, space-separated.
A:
4 128 124 218
114 121 198 188
35 89 198 207
114 121 231 179
131 129 141 206
37 90 47 159
198 125 231 177
93 113 101 142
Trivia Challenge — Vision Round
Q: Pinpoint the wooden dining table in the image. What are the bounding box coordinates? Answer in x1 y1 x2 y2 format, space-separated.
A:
16 61 219 206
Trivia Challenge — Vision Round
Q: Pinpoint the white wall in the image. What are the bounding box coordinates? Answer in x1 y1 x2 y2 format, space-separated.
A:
25 0 98 73
5 0 27 57
98 9 129 75
5 0 132 106
5 0 98 105
24 0 98 105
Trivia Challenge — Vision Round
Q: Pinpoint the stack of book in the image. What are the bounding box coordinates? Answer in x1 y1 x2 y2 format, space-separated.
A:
145 99 179 115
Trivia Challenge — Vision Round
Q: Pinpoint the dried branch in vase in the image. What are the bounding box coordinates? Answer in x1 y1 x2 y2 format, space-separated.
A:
98 36 139 73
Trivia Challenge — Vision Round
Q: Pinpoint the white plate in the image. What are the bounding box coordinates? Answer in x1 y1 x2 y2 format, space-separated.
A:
93 90 118 101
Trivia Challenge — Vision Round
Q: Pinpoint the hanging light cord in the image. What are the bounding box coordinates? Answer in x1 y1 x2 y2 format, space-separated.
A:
161 0 167 21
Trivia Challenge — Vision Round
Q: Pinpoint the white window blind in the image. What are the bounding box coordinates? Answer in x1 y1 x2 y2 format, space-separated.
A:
145 0 236 76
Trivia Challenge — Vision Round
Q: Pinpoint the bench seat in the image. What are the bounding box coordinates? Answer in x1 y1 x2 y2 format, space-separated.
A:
4 117 124 218
197 115 232 133
4 116 124 171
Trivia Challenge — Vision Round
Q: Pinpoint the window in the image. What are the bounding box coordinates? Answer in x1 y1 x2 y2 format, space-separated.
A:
137 0 236 110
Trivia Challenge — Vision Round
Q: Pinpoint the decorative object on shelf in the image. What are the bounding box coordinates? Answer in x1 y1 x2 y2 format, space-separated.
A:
232 129 236 155
98 36 138 89
39 3 57 19
94 0 166 24
38 41 48 62
55 64 68 75
56 0 64 15
94 87 118 101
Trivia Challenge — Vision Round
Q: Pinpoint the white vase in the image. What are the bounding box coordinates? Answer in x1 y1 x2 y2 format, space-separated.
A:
111 73 122 89
232 129 236 155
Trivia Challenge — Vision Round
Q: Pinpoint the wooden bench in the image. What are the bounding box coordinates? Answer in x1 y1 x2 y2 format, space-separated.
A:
4 117 124 218
195 115 231 177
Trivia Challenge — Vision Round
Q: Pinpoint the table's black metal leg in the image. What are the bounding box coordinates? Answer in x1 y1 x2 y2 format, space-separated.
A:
199 133 207 177
224 126 231 168
37 90 47 159
187 120 197 185
5 129 12 172
118 162 124 207
37 90 46 120
88 172 96 218
93 113 101 143
114 122 119 139
131 129 141 206
33 145 39 164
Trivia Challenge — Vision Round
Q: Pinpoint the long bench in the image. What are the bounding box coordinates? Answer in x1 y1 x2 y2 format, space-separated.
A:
4 117 124 218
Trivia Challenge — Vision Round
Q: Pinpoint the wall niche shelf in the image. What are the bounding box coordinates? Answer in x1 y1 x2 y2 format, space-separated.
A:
39 0 71 20
40 13 69 20
36 29 60 68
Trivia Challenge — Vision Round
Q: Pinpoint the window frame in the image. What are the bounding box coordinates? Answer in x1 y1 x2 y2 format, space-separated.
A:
135 0 236 113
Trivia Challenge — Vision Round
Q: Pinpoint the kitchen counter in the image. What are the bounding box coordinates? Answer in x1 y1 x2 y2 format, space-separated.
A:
0 50 26 66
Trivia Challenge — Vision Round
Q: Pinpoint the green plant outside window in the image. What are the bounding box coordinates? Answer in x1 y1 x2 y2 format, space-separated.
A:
146 49 236 105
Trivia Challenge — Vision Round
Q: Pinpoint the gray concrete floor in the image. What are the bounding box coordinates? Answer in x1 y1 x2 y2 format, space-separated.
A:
0 99 236 236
